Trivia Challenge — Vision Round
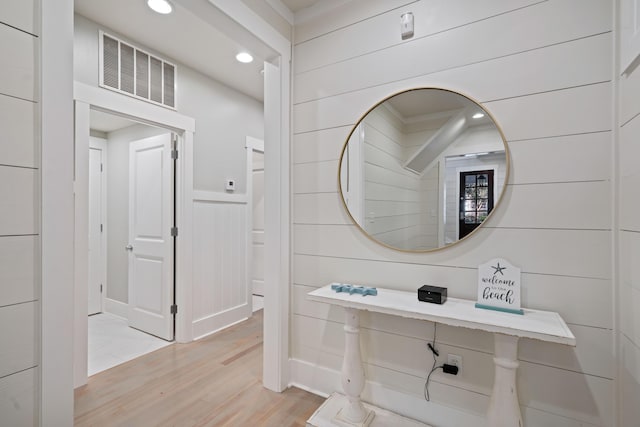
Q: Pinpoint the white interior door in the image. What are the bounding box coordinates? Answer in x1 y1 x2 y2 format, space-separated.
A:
252 150 265 296
127 133 174 341
88 143 105 315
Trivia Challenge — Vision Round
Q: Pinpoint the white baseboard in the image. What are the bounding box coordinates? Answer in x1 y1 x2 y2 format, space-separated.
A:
103 298 127 319
289 358 485 427
192 303 250 340
289 359 600 427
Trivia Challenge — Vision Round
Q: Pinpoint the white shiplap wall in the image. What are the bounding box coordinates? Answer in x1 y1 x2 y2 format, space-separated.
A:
617 13 640 426
291 1 613 426
0 2 39 426
362 108 424 249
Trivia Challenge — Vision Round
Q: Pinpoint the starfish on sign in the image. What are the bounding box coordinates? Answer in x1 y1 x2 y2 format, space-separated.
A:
492 262 506 275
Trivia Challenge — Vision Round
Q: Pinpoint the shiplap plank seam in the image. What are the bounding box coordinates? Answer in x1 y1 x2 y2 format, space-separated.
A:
294 0 550 71
292 313 613 380
0 21 37 38
294 33 611 105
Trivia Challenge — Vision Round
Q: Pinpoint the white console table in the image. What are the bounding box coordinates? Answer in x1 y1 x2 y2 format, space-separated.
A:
306 283 576 427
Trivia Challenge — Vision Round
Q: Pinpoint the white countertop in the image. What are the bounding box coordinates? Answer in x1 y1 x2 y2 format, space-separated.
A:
308 283 576 346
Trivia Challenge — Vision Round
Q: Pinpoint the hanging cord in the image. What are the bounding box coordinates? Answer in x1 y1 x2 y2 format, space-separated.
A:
424 322 444 402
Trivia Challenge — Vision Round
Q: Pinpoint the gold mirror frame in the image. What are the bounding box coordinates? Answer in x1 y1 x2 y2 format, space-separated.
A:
338 87 510 253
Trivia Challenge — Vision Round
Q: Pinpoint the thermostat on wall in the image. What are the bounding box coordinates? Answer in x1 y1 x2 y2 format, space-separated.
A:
225 179 235 191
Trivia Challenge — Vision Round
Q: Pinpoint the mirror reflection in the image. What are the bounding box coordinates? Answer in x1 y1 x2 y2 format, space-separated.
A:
339 88 508 251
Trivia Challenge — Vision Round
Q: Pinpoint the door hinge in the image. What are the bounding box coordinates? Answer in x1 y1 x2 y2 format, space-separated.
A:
100 284 103 293
170 304 177 315
171 149 178 160
171 227 178 237
100 223 103 233
100 163 103 172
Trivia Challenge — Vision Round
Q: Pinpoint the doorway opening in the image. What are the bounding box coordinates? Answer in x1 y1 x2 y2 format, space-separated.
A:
71 0 291 393
458 169 495 239
86 109 177 375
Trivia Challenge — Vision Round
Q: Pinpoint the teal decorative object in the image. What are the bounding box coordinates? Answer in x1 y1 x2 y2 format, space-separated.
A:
331 283 378 296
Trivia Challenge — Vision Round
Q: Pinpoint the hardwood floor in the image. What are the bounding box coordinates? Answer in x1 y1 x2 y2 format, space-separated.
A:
74 311 324 426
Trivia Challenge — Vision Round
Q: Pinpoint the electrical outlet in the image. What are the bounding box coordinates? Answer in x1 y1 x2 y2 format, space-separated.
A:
447 354 462 372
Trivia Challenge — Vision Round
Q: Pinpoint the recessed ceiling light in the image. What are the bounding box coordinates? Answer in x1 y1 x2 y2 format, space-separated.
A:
472 112 485 119
236 52 254 63
147 0 173 14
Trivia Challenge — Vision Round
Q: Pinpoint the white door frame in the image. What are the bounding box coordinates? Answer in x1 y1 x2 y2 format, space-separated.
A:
42 0 291 420
73 82 195 387
89 137 107 315
72 1 293 389
454 163 499 240
246 136 265 302
204 0 292 392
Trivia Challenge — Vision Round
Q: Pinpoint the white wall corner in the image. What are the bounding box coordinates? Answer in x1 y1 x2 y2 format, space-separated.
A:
41 0 76 424
207 0 291 61
265 0 294 25
208 0 292 393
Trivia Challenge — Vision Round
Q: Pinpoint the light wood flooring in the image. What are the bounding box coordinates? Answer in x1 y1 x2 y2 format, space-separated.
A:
74 310 324 426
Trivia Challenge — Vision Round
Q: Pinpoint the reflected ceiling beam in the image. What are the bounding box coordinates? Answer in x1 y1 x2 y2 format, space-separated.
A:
266 0 295 25
404 109 468 174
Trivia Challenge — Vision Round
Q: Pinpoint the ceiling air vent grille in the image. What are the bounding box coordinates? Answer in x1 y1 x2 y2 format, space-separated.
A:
99 31 177 110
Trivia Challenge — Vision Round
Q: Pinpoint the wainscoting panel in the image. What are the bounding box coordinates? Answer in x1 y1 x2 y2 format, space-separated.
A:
192 194 250 339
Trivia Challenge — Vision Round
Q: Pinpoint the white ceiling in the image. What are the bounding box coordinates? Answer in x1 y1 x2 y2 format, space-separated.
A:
387 90 468 119
74 0 278 101
89 109 140 133
280 0 323 13
386 89 491 125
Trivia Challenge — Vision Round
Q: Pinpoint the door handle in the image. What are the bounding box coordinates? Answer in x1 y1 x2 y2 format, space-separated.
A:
125 244 133 251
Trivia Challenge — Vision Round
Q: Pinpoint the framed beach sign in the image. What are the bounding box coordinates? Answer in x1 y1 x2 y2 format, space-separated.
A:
476 258 523 315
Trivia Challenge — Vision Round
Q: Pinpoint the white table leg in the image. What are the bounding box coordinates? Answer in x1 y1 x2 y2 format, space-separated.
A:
487 333 523 427
334 307 375 427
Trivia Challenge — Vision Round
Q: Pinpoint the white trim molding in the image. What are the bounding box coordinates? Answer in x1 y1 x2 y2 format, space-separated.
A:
207 0 292 392
620 0 640 74
246 135 265 152
41 0 75 423
89 137 108 316
73 82 196 389
104 298 128 319
192 190 248 204
265 0 294 25
245 136 265 307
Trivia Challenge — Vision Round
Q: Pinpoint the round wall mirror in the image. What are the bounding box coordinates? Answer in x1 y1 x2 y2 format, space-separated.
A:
339 88 509 252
